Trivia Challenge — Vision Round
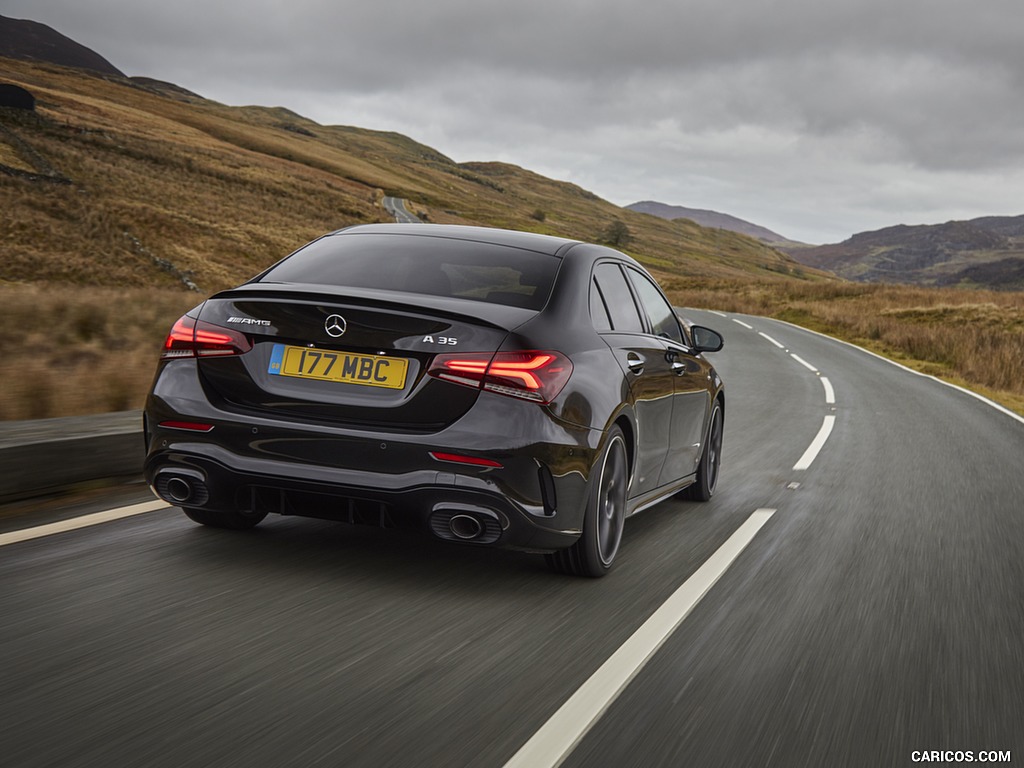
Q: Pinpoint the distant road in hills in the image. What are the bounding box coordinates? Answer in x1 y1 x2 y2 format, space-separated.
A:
383 196 420 224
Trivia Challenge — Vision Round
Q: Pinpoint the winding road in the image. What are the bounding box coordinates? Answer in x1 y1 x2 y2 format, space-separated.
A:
382 196 420 224
2 310 1022 767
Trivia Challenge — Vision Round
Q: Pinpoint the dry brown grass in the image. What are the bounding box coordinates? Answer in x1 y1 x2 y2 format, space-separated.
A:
2 280 1020 421
0 285 199 420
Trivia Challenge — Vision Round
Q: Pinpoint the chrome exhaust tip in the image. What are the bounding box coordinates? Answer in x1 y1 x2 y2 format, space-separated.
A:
429 505 503 545
165 477 193 504
154 469 209 507
449 514 484 540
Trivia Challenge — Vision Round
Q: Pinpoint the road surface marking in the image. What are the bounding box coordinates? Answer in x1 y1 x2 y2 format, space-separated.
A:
766 316 1024 427
793 415 836 470
0 500 170 547
731 319 754 330
503 508 776 768
790 353 819 373
758 331 785 349
821 376 836 404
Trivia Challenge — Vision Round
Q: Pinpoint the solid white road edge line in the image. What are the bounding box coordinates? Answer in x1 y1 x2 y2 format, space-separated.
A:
758 331 785 349
503 508 777 768
821 376 836 405
0 500 171 547
793 415 836 471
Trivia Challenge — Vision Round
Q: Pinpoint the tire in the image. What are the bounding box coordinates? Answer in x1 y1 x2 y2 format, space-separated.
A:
547 426 628 578
682 399 723 502
183 507 267 530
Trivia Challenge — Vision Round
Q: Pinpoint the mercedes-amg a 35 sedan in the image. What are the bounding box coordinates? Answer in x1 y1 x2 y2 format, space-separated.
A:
144 224 724 576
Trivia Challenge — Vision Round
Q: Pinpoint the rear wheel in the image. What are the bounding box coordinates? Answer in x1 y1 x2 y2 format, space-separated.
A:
682 399 723 501
547 426 628 578
183 507 267 530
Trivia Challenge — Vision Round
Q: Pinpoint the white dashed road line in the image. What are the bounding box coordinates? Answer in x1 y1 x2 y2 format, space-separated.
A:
821 376 836 405
790 353 819 373
715 311 838 470
793 415 836 471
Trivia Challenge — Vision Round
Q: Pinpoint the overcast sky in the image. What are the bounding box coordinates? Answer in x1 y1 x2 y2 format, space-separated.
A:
5 0 1024 243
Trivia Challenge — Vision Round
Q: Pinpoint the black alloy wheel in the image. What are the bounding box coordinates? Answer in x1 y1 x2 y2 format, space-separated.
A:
547 425 628 577
683 399 723 502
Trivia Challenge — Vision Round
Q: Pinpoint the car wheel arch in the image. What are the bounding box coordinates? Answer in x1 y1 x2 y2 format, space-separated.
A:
612 413 637 490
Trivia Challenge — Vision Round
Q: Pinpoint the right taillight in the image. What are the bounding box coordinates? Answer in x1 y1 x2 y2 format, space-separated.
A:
428 350 572 404
161 315 252 359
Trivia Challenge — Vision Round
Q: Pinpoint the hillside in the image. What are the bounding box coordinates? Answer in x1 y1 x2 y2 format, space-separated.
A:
0 53 834 421
787 216 1024 289
0 15 125 76
1 61 1022 423
627 200 803 247
0 56 822 295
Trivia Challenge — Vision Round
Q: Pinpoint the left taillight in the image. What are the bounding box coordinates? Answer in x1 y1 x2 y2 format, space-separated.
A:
161 315 253 360
428 350 573 404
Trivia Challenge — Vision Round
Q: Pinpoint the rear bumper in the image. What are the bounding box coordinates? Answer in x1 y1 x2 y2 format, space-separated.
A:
144 392 599 552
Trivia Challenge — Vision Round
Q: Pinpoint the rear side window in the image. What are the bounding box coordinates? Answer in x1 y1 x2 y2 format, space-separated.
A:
260 233 559 311
589 277 613 331
626 268 684 343
592 263 644 333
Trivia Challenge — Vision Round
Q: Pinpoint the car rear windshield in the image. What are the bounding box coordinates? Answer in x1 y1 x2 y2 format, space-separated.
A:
259 233 560 311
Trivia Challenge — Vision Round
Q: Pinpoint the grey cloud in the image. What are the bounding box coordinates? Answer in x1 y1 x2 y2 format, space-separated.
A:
5 0 1024 242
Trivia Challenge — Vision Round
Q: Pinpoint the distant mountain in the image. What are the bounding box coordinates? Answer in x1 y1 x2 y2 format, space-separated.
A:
627 200 802 246
0 15 125 77
786 216 1024 290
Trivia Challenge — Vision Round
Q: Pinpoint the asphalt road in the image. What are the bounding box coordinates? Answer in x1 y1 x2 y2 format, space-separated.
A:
2 310 1022 767
382 196 420 224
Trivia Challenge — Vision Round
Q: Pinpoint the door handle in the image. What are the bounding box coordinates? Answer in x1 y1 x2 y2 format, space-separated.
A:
626 353 645 374
671 360 687 374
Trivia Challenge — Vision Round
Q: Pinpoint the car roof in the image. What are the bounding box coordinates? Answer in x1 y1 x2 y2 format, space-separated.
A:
332 223 582 257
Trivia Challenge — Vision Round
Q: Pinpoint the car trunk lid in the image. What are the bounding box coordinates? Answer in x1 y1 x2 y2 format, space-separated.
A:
194 285 532 432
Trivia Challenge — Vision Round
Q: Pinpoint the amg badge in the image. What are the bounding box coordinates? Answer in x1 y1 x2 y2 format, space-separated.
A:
227 316 271 326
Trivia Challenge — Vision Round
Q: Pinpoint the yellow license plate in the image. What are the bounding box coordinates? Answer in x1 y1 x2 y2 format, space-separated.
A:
268 344 408 389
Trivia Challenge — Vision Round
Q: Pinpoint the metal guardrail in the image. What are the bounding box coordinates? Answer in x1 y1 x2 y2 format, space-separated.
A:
0 411 144 502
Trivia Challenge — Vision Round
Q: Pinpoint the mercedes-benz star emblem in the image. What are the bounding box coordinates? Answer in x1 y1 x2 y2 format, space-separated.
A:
324 314 347 338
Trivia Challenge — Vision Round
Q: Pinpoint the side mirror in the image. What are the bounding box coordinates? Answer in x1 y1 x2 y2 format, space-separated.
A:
691 325 724 353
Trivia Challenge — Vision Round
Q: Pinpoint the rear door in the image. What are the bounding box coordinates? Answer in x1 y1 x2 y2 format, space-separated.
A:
591 262 676 496
624 267 710 484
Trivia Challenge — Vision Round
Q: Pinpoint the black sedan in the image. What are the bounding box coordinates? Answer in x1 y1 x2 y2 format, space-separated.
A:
144 224 724 576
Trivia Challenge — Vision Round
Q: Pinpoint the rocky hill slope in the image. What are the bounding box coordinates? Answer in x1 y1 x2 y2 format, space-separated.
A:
787 216 1024 289
0 15 125 76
